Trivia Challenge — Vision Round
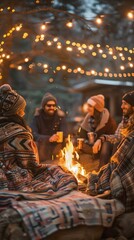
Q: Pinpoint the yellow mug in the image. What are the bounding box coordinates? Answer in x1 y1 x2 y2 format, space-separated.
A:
57 131 63 143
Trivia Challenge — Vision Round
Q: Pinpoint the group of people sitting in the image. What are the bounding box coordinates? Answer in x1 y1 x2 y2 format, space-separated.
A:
0 83 134 212
31 87 134 172
77 92 134 169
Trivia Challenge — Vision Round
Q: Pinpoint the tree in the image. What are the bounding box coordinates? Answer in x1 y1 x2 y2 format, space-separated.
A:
92 0 134 46
0 1 133 122
0 1 94 88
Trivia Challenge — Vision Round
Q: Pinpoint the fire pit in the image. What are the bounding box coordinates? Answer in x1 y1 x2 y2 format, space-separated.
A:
59 135 88 190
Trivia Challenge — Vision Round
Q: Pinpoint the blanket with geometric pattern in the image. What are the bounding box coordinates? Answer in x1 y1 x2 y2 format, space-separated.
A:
0 190 125 240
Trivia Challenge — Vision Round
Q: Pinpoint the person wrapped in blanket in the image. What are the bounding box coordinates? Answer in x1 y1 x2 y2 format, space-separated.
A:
93 91 134 167
0 84 77 194
87 108 134 212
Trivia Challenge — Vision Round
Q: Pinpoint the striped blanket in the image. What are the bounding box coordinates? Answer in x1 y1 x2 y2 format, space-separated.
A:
0 190 125 240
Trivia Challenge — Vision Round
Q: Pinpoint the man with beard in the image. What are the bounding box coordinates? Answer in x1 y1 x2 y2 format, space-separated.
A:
93 90 134 168
31 93 68 162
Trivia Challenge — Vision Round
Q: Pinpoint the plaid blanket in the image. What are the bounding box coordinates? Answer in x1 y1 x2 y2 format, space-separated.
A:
0 190 125 240
87 131 134 212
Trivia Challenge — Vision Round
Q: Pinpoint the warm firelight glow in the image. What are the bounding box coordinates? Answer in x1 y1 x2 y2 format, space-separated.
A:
60 135 86 183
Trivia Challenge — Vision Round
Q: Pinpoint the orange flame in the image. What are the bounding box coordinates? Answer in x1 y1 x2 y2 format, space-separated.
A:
60 135 86 183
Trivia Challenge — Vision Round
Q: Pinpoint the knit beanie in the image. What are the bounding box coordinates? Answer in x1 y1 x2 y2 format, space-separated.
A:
87 94 105 112
0 84 26 116
122 91 134 106
41 92 57 108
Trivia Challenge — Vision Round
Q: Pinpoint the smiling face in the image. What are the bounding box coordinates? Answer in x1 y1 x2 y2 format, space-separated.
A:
121 100 134 117
43 100 57 116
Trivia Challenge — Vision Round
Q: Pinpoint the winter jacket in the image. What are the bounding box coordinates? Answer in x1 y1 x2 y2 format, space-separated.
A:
30 108 68 161
78 108 117 140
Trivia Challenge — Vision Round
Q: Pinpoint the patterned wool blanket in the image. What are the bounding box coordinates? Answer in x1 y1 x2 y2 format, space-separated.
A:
87 131 134 213
0 164 78 194
0 190 125 240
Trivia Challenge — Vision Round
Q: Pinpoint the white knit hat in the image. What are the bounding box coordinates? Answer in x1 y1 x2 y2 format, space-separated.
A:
87 94 105 112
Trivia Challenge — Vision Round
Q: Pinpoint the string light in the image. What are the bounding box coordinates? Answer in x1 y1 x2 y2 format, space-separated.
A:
0 10 133 82
129 63 133 68
95 17 103 25
66 21 73 28
120 65 125 70
66 47 72 51
41 24 46 30
43 64 48 68
24 58 29 62
127 10 134 19
17 65 22 70
10 61 132 79
104 68 110 72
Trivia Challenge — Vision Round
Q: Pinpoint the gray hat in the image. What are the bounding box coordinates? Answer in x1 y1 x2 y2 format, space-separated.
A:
41 93 57 108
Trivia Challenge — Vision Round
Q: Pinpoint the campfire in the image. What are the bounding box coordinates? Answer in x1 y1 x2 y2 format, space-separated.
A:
59 135 87 184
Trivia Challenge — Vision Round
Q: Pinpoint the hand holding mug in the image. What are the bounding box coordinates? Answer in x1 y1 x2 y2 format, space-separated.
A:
49 134 59 142
87 132 97 145
92 139 102 154
56 131 63 143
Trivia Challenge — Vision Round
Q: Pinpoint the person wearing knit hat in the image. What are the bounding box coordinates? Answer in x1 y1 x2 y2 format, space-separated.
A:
31 92 68 162
122 91 134 106
0 83 31 135
0 84 26 117
0 84 77 195
93 90 134 170
77 94 117 170
41 92 57 108
87 94 105 112
0 83 41 184
121 90 134 118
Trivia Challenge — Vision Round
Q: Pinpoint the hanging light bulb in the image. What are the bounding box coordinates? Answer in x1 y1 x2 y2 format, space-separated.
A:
95 17 103 25
41 24 46 30
127 11 134 19
66 21 73 28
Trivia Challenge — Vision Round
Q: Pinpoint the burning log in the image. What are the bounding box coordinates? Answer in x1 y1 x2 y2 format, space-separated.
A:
77 173 87 184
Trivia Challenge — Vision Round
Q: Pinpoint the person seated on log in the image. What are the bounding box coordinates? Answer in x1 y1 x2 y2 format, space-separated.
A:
77 94 117 169
30 92 68 163
93 90 134 169
0 84 77 193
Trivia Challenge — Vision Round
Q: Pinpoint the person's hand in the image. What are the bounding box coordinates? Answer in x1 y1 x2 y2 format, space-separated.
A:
49 134 59 142
92 139 102 154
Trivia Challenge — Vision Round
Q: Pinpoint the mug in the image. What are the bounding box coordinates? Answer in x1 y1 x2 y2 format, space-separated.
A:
57 131 63 143
87 132 97 145
77 138 84 150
